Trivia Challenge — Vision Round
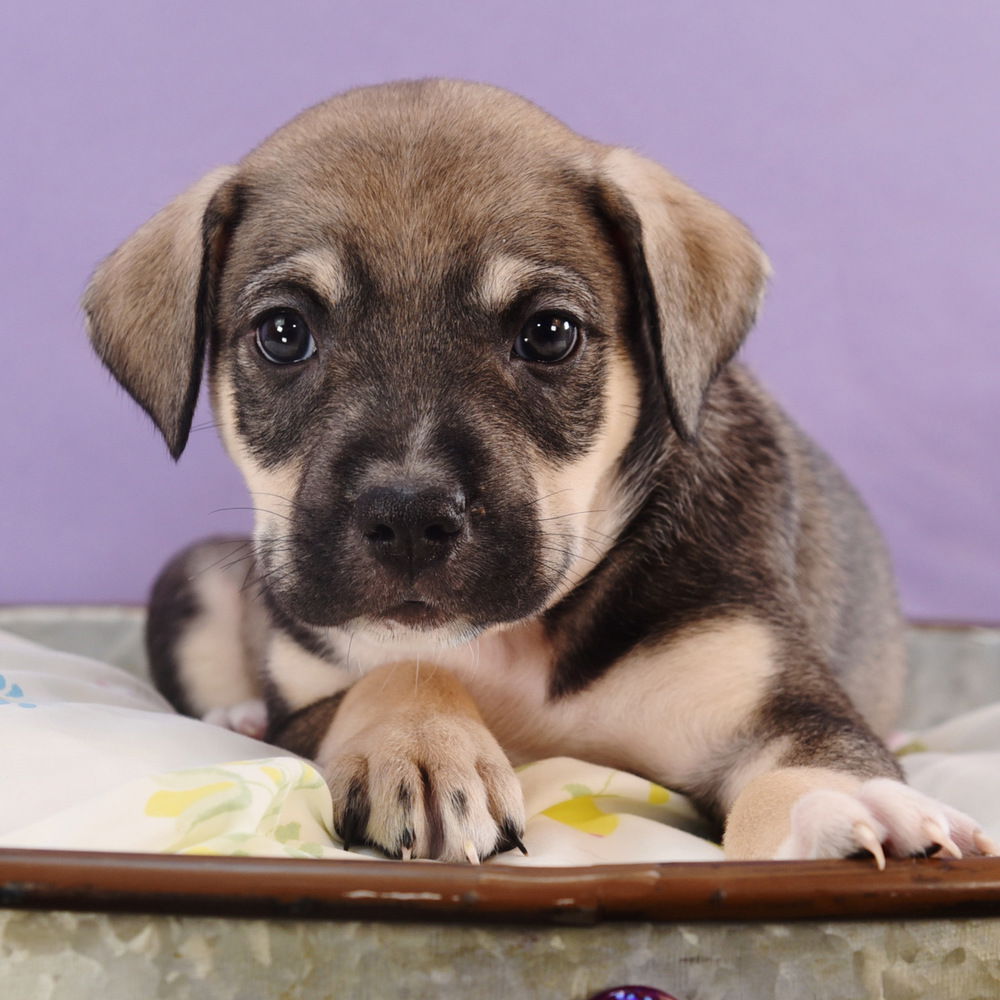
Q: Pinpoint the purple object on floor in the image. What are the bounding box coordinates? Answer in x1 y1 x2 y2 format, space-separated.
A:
588 988 679 1000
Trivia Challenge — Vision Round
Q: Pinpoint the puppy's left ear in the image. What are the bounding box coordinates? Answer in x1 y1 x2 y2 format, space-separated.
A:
83 166 241 459
599 147 770 441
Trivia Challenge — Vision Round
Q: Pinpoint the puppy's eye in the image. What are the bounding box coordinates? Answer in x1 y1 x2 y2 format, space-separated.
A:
255 311 316 365
513 313 580 364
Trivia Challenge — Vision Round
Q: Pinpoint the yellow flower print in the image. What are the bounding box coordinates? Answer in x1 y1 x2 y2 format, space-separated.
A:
145 781 235 818
542 794 620 836
648 782 670 805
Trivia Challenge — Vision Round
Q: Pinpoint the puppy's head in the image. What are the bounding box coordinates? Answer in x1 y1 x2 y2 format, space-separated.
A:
85 80 768 644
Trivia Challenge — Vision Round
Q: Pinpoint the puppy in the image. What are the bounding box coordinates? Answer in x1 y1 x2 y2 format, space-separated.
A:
84 79 992 865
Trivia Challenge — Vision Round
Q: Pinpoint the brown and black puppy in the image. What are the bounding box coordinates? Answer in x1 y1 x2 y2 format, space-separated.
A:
85 79 992 865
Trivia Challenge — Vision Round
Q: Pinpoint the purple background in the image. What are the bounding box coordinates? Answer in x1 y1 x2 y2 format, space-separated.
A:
1 1 997 619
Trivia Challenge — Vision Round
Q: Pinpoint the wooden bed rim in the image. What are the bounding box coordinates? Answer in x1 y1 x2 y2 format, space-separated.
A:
3 849 1000 924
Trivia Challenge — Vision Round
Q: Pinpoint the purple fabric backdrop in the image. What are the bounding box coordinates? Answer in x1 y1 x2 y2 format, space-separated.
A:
1 0 997 619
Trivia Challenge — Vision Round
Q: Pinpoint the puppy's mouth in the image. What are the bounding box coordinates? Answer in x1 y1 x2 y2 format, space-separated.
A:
345 597 485 650
381 599 449 628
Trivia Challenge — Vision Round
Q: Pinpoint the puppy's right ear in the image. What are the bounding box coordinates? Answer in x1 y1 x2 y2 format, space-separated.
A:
597 149 769 443
84 166 241 459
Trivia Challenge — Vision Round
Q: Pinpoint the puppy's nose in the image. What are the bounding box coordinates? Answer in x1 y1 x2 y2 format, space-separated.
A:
356 485 466 573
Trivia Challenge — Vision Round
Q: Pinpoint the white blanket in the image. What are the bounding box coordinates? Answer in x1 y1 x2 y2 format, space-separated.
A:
1 629 997 864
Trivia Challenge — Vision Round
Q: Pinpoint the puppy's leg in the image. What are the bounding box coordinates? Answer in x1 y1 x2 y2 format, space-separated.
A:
274 662 525 862
577 620 994 864
719 679 996 864
146 536 269 738
724 766 996 866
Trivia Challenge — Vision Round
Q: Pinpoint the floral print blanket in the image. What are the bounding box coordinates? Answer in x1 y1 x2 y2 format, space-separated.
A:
2 629 998 863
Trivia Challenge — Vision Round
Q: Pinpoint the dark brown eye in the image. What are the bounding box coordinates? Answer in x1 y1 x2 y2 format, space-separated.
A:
513 313 580 364
255 310 316 364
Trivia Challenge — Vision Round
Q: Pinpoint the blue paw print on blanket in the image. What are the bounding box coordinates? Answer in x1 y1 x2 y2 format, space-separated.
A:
0 674 36 708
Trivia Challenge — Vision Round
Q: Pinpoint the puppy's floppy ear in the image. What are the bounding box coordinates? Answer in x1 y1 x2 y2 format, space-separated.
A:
83 166 241 459
599 147 770 441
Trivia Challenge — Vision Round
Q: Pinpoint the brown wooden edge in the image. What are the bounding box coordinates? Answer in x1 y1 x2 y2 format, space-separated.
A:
3 849 1000 924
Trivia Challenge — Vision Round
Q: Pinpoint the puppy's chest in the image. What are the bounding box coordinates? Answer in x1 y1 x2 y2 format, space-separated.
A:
268 622 564 760
268 618 776 779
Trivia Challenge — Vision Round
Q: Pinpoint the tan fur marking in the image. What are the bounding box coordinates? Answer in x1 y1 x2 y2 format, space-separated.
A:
555 619 778 785
212 371 302 541
475 255 596 314
716 736 793 813
316 660 487 756
533 340 642 599
723 767 862 859
237 248 346 313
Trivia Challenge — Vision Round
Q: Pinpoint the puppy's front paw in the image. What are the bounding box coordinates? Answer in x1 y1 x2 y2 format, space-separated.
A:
778 778 996 868
725 767 996 866
322 712 525 863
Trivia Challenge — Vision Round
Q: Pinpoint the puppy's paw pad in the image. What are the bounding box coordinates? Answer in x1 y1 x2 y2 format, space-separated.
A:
202 699 269 740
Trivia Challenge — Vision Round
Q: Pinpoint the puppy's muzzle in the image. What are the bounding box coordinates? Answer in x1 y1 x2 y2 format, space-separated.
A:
356 483 466 577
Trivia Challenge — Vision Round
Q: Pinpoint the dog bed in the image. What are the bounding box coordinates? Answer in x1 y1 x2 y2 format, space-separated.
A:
2 607 1000 998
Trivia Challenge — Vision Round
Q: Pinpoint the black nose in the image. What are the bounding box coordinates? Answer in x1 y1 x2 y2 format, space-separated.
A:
355 484 466 574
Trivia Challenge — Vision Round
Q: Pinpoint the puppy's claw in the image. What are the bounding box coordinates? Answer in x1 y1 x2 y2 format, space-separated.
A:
853 822 886 871
494 818 528 857
924 819 962 860
974 830 998 856
464 840 480 865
